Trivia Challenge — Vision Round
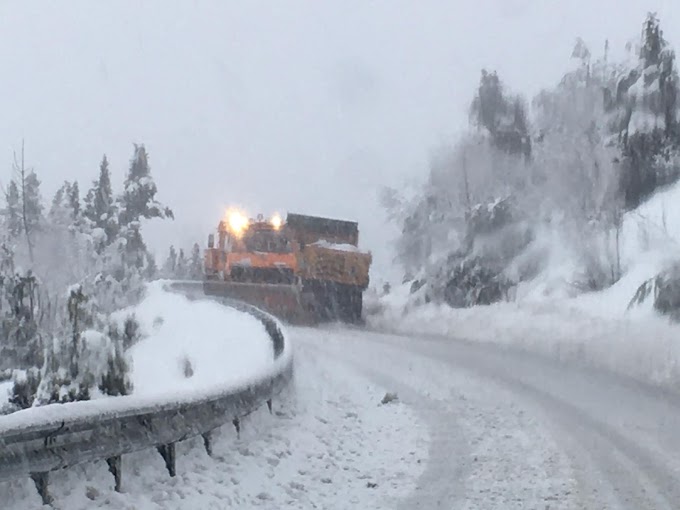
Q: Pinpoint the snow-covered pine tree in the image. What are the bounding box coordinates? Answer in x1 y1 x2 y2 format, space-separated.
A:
469 70 531 158
49 181 77 227
4 181 22 238
119 144 173 227
115 144 173 290
68 181 81 222
120 221 148 272
470 70 505 135
144 251 158 281
84 154 118 247
190 242 203 279
606 13 680 208
23 171 43 238
162 245 178 278
176 248 188 279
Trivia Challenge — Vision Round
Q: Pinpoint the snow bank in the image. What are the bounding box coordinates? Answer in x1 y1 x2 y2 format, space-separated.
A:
369 286 680 391
0 283 281 433
127 283 274 398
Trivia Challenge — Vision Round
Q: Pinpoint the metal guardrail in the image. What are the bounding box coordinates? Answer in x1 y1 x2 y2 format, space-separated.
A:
0 282 294 505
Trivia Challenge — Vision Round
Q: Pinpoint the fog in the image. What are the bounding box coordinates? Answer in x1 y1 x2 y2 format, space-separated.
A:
0 0 676 282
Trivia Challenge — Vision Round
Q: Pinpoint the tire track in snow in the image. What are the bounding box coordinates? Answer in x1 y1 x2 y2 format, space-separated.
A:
335 327 680 509
296 327 579 509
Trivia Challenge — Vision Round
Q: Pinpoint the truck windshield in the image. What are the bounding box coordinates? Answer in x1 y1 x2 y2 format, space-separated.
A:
244 230 291 253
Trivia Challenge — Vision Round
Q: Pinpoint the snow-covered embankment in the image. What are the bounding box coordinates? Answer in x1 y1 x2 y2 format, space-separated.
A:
127 283 276 399
369 180 680 391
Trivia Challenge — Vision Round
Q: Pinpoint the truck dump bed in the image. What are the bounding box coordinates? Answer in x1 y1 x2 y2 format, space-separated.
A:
285 213 359 246
284 213 370 288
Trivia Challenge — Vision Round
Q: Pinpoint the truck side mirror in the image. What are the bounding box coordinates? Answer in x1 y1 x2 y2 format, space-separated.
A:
208 234 214 249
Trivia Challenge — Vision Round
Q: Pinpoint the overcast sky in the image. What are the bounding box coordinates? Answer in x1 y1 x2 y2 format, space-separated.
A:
0 0 677 282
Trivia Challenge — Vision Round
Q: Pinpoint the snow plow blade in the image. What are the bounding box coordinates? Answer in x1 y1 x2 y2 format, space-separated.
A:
202 280 315 325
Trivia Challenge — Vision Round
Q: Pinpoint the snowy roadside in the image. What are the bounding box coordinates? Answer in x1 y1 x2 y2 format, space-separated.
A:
0 283 275 431
368 278 680 393
125 283 274 398
0 329 428 510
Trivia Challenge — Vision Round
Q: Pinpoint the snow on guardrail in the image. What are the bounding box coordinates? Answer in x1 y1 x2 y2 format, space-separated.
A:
0 281 294 505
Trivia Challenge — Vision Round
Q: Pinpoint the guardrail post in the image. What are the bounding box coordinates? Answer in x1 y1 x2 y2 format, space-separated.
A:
106 455 122 492
157 443 177 477
202 431 213 457
30 472 53 506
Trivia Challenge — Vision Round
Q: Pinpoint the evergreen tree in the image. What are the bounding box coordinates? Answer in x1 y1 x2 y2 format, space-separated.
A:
471 70 506 135
162 245 177 277
119 144 173 227
84 155 118 245
176 248 188 279
190 242 203 279
470 70 531 158
120 222 148 271
144 251 158 280
49 181 78 227
23 170 43 234
606 13 680 208
5 180 22 238
68 181 81 221
641 13 664 69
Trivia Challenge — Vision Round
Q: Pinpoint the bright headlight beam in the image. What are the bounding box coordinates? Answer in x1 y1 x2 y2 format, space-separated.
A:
271 214 282 230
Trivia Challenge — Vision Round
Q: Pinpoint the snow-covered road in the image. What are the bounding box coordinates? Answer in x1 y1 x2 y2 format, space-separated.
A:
296 326 680 509
5 323 680 509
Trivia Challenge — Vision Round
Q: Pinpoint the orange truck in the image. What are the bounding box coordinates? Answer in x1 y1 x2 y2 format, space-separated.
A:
203 210 372 324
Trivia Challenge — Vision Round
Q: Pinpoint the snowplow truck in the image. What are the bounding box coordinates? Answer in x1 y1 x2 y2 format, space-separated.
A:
203 211 372 324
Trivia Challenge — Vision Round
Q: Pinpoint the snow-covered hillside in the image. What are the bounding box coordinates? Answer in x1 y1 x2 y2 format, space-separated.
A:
370 178 680 391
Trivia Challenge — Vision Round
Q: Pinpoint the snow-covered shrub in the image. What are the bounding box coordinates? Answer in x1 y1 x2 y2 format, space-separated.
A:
441 257 513 308
36 337 92 405
651 265 680 321
35 285 133 404
109 313 142 350
8 367 41 410
98 328 132 397
0 268 44 370
628 263 680 321
423 196 527 307
466 196 516 238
